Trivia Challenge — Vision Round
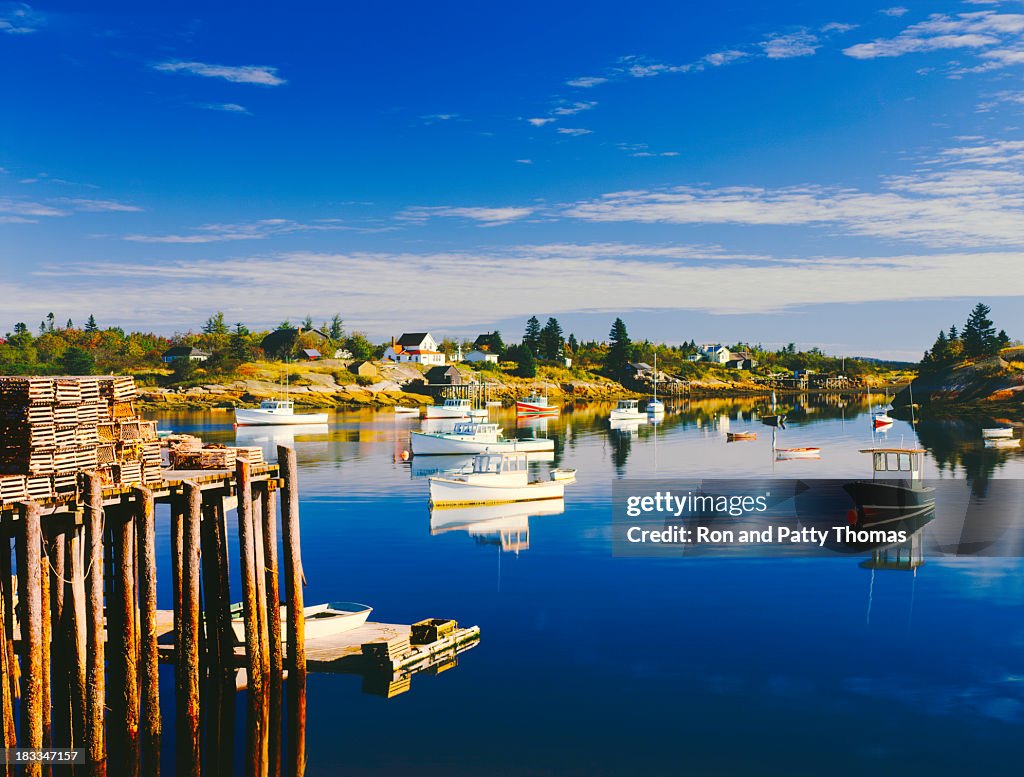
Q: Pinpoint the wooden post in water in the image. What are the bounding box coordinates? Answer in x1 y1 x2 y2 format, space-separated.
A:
0 530 18 706
15 501 43 776
84 473 106 764
38 525 52 754
64 524 87 749
278 445 306 777
112 502 140 750
134 487 161 753
178 482 202 772
46 529 66 749
0 529 14 761
260 484 283 777
251 486 271 679
200 494 234 672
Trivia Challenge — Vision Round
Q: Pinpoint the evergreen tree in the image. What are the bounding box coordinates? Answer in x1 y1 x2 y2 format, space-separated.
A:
514 345 537 378
607 318 631 378
997 329 1010 349
948 325 958 341
489 330 506 355
65 319 74 330
61 346 95 375
202 312 228 335
46 312 55 332
329 314 345 341
962 302 997 357
278 320 293 330
85 314 98 332
302 315 314 331
540 317 564 361
567 333 579 353
523 316 542 356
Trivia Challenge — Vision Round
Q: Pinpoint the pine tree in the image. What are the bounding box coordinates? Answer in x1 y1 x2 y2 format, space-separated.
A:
65 319 74 330
46 312 55 332
329 314 345 341
567 333 578 353
997 329 1010 349
607 318 631 378
515 345 537 378
490 330 506 355
540 317 564 361
302 315 314 331
962 303 997 357
202 312 228 335
85 314 98 332
932 330 948 362
523 316 542 356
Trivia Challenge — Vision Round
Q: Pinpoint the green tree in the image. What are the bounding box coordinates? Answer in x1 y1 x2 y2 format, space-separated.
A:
85 314 99 332
46 312 55 332
302 315 314 330
512 344 537 377
606 317 631 378
345 332 374 360
540 317 564 361
523 316 542 357
329 314 345 341
567 333 579 354
489 330 506 355
997 329 1011 350
171 356 196 382
202 312 229 335
962 302 998 358
61 346 95 375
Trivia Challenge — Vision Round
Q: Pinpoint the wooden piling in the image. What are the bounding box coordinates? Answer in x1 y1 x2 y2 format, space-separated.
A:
200 495 233 672
112 503 140 749
134 487 160 749
171 499 183 645
178 482 202 772
278 445 306 777
0 531 18 706
15 501 43 776
261 486 283 676
0 532 14 759
46 530 65 749
251 486 271 679
39 526 52 753
236 460 266 700
64 525 87 749
84 473 107 764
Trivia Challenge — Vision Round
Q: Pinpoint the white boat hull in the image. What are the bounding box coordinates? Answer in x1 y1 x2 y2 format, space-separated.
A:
985 438 1020 449
411 433 554 456
429 477 564 507
982 428 1015 439
424 407 488 420
234 408 329 426
394 406 421 414
610 409 646 421
231 602 371 643
775 447 821 460
516 401 558 415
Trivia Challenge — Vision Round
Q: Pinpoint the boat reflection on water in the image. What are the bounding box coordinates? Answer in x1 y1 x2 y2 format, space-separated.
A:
430 498 566 553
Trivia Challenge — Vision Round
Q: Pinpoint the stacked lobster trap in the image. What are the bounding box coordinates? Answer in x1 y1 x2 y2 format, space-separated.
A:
0 375 161 503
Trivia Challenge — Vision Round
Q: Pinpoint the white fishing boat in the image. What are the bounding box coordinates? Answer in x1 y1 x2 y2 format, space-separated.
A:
516 393 559 415
647 353 665 417
394 405 421 415
411 422 554 456
429 451 567 507
610 399 646 422
423 397 488 420
234 400 329 427
984 437 1020 449
982 427 1015 439
230 601 372 644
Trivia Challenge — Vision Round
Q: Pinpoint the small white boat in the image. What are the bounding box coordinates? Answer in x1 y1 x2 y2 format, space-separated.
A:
429 451 566 507
411 422 554 456
872 410 894 429
647 355 665 417
424 397 488 420
394 405 421 415
775 446 821 460
550 468 577 481
234 400 329 426
982 427 1015 439
610 399 646 422
516 394 559 415
230 601 372 644
984 437 1020 449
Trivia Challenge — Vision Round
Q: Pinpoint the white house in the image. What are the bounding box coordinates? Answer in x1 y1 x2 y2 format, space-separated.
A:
701 344 732 364
382 332 446 366
464 349 499 364
162 346 211 363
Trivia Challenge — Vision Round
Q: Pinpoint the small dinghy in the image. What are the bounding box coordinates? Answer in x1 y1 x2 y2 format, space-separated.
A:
982 427 1015 439
727 432 757 442
984 438 1020 449
230 601 372 643
550 468 577 481
394 406 421 415
775 447 821 460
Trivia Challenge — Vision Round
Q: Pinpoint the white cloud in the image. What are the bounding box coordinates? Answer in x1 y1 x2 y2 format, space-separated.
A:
397 206 534 227
844 11 1024 62
515 159 533 165
551 100 597 116
15 245 1024 331
0 2 43 34
703 50 747 66
0 197 66 218
420 113 459 123
566 76 608 88
123 218 350 243
880 7 909 17
760 30 821 59
197 102 251 114
526 117 555 127
556 127 592 136
151 61 286 86
62 198 144 213
821 22 859 33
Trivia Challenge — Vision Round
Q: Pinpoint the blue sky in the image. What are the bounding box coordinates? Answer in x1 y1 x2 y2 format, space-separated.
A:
3 1 1024 358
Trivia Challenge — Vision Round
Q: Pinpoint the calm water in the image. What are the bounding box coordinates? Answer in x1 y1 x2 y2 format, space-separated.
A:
144 396 1024 776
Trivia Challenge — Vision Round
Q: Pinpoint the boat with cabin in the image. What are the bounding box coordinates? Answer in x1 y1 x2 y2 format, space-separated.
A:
423 397 488 420
234 400 329 427
411 422 555 456
610 399 646 422
516 393 559 416
428 451 568 507
844 448 935 528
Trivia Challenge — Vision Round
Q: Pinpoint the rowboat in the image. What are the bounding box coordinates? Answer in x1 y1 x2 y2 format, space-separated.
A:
610 399 645 422
393 405 421 415
423 397 488 420
984 438 1020 449
775 446 821 460
429 452 567 507
727 432 757 441
230 601 372 644
516 394 559 415
550 468 577 481
410 422 554 455
234 400 329 426
982 427 1015 439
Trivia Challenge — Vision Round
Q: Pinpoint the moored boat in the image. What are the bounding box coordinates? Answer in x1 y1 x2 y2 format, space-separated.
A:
550 467 577 481
429 451 567 507
411 422 555 456
394 405 421 415
774 446 821 460
230 601 372 643
727 431 757 442
982 427 1015 439
234 400 329 426
424 397 488 420
844 448 936 528
610 399 645 422
984 437 1020 449
516 394 559 415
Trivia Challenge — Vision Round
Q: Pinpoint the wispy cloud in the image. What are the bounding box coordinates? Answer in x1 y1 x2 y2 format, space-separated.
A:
0 197 66 220
703 50 747 66
62 198 144 213
566 76 608 88
397 206 534 227
880 7 909 18
760 30 821 59
0 2 43 34
525 117 555 127
420 113 460 124
195 102 251 114
151 60 286 86
821 22 858 34
515 159 533 165
556 127 592 136
123 218 349 243
551 100 597 116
